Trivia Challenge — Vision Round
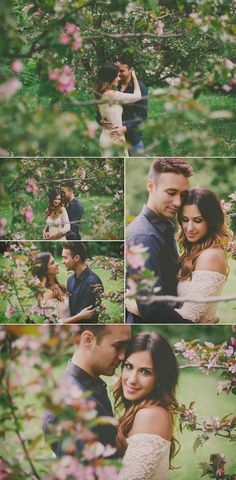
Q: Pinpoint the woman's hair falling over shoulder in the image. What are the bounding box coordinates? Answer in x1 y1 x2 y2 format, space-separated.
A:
177 187 233 280
113 332 180 464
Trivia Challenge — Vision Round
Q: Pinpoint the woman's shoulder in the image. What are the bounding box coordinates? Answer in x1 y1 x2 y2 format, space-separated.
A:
195 247 227 275
131 406 172 440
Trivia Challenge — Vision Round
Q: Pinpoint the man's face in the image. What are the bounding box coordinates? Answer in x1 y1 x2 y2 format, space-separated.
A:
147 172 189 220
61 187 71 201
90 326 131 377
117 62 132 83
62 248 78 271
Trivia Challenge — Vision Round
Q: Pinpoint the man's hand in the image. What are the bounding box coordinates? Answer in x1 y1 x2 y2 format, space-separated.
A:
109 125 127 139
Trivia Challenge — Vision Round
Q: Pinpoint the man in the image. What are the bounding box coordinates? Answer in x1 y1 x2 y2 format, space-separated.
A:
126 157 193 324
42 325 131 457
62 242 104 322
97 54 148 156
61 182 84 240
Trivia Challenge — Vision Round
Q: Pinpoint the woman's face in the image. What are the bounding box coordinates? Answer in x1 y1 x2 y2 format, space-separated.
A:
53 195 61 207
112 74 120 87
181 204 208 243
122 350 157 402
47 255 59 276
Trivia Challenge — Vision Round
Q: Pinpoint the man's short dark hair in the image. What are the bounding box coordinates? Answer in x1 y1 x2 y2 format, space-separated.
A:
63 242 87 261
62 181 75 191
149 158 193 181
118 53 134 68
76 326 108 344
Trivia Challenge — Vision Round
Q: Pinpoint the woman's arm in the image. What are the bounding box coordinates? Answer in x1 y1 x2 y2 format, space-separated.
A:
59 305 95 324
59 207 70 235
113 70 141 103
118 408 171 480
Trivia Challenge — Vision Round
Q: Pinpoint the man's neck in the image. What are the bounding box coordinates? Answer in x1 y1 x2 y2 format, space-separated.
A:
74 262 87 277
71 351 99 380
145 202 169 222
120 75 132 91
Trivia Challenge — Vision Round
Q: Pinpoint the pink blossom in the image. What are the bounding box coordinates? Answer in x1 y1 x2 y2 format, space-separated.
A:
59 33 70 45
190 12 202 26
127 245 148 269
229 192 236 202
19 206 34 223
87 121 98 138
174 339 187 352
229 364 236 374
225 346 234 358
222 84 232 92
0 78 22 100
231 336 236 347
26 179 38 195
72 37 82 51
0 217 7 237
224 59 234 70
11 60 23 73
217 380 232 394
156 20 164 37
220 199 232 212
48 69 60 80
5 304 14 318
183 348 197 360
65 23 80 34
0 148 8 156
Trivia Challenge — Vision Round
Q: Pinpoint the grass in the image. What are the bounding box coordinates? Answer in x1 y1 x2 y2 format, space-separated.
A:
2 357 235 479
0 256 124 323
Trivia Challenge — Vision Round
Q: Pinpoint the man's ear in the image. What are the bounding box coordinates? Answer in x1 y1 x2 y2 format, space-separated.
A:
74 254 81 263
147 178 155 193
80 330 96 349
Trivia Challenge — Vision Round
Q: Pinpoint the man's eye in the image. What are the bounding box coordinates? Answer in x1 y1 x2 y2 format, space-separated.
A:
124 362 132 369
182 217 188 222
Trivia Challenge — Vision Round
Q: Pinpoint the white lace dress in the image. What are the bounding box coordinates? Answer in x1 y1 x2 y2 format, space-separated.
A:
176 270 226 323
99 90 141 156
44 207 70 240
118 433 170 480
43 296 70 322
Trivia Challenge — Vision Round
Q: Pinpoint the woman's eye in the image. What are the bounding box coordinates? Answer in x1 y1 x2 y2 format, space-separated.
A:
140 369 151 376
182 217 188 222
195 218 203 223
124 362 132 369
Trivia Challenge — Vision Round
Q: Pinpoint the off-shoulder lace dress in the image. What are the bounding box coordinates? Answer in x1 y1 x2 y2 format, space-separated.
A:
99 90 141 156
43 296 70 322
176 270 226 323
44 207 70 240
118 433 170 480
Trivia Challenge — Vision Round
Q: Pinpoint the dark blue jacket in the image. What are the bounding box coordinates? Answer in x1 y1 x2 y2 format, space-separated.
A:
127 206 190 323
66 198 84 240
67 266 104 322
42 362 117 457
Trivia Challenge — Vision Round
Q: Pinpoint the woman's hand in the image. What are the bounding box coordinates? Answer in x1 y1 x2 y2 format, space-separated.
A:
125 297 140 316
80 305 95 319
131 68 137 79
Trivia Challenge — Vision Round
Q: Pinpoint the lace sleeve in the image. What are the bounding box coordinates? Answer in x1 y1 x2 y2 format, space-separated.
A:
117 434 170 480
60 208 70 235
176 270 226 323
112 89 141 104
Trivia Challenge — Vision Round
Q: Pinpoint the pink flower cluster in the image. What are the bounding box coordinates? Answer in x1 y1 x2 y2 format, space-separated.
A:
0 218 7 237
0 78 22 100
59 23 82 51
87 121 98 139
26 179 38 195
127 244 148 270
5 304 14 318
19 205 34 223
156 20 164 36
11 60 23 74
48 65 75 94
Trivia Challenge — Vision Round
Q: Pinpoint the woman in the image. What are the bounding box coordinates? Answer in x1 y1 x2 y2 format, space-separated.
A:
96 64 141 156
175 187 232 322
33 252 95 323
43 189 70 240
114 332 179 480
126 187 232 323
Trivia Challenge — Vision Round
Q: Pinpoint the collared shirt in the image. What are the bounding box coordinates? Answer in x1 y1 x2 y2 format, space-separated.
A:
42 362 117 457
67 266 104 322
120 79 148 145
66 198 84 240
126 205 191 323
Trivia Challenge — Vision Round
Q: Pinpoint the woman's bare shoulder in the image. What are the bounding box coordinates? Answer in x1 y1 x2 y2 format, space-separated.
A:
131 406 172 440
195 247 227 275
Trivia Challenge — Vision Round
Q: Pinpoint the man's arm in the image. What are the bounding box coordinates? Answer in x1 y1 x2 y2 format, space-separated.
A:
123 83 148 133
127 234 185 323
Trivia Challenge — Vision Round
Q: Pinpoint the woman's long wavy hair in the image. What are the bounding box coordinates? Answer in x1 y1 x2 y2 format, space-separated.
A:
95 64 119 99
46 189 64 219
113 332 180 465
32 252 66 300
177 187 232 280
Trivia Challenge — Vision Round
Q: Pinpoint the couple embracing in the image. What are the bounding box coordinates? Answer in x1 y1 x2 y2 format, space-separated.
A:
33 242 103 323
43 325 178 480
126 158 232 324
